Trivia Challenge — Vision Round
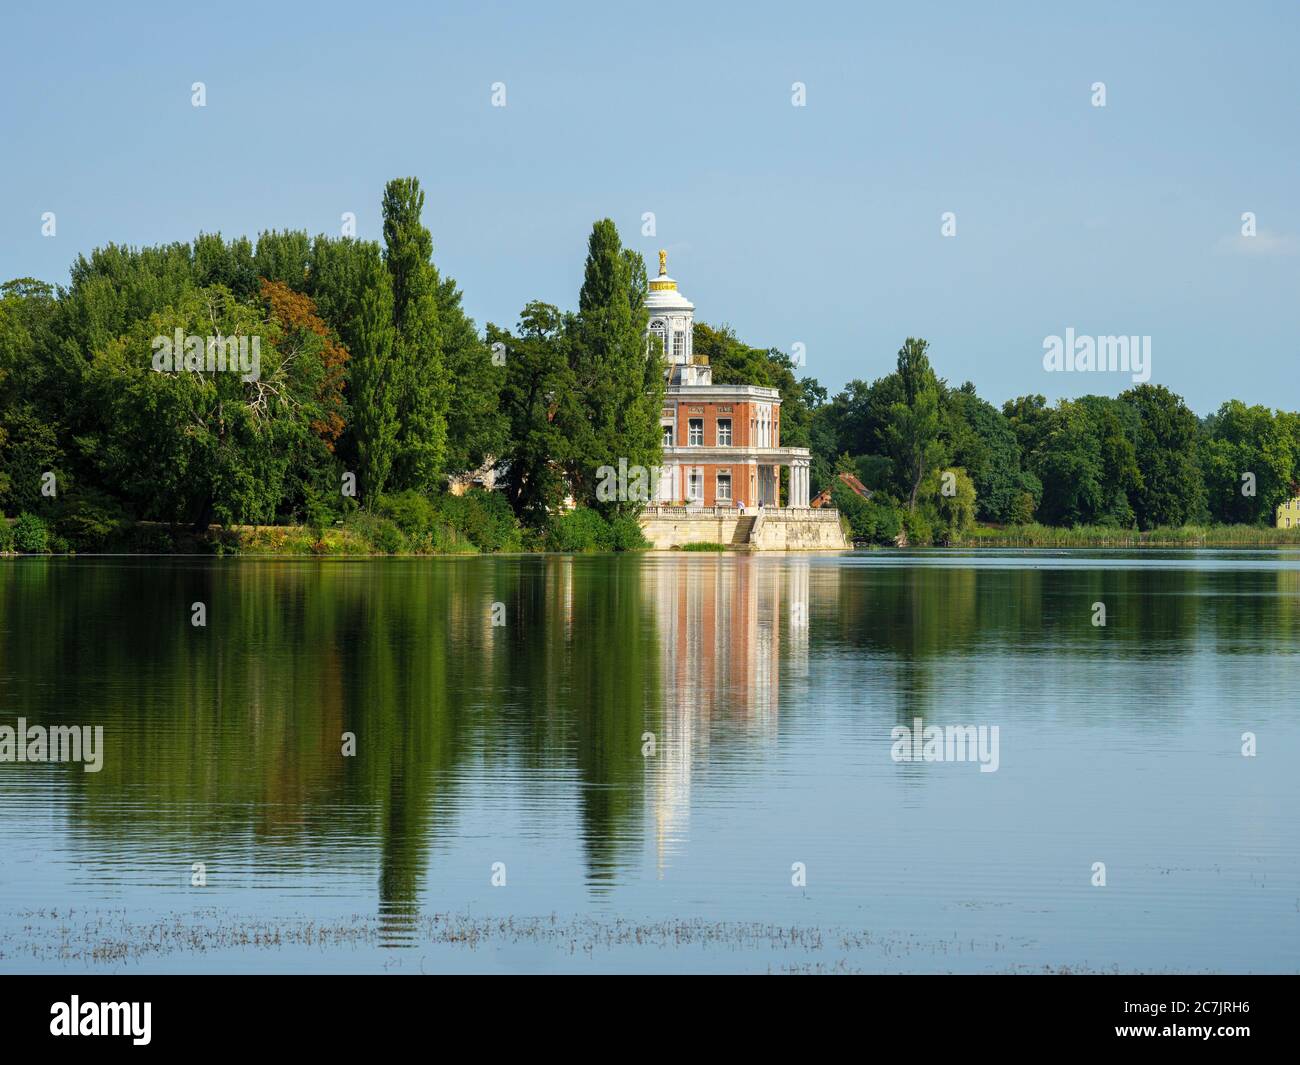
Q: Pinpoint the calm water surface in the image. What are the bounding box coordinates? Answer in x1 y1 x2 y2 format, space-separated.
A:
1 551 1297 973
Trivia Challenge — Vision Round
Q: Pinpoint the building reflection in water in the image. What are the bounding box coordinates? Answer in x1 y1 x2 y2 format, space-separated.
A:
644 556 827 875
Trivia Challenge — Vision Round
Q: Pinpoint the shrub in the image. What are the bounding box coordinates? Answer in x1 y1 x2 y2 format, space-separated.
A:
205 528 241 555
680 541 727 551
129 524 183 553
900 509 932 547
863 500 903 544
1008 491 1037 525
518 524 547 553
374 489 523 553
0 518 13 552
347 511 408 554
544 507 613 552
831 482 903 544
376 491 443 551
831 480 871 534
52 490 132 552
13 512 49 553
608 515 649 551
436 490 522 553
302 484 338 539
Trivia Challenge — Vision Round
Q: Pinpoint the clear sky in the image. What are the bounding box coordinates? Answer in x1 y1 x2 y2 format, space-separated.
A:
2 0 1296 413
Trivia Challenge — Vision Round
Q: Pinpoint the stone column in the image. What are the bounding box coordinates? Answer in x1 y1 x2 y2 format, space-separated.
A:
789 462 805 507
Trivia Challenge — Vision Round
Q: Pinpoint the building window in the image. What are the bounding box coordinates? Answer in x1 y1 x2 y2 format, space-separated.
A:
717 473 732 501
687 471 703 503
688 419 703 446
717 418 732 446
649 320 666 352
662 424 673 447
672 332 685 361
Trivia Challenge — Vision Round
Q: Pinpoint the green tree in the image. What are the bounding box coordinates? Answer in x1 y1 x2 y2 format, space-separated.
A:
565 219 663 516
1122 384 1205 529
1200 400 1298 524
194 232 258 298
884 338 945 510
1002 394 1055 464
1035 401 1106 525
439 271 507 478
382 177 448 492
253 230 313 292
828 374 904 461
351 253 400 502
0 279 63 513
1086 397 1142 526
920 466 976 541
943 384 1025 522
490 302 576 527
79 286 324 526
1004 394 1139 526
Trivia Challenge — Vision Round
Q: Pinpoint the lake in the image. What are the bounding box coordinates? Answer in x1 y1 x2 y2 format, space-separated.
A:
1 551 1297 973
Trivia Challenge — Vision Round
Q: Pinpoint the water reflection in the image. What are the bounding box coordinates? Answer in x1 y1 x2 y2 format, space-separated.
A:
1 552 1298 961
644 557 824 873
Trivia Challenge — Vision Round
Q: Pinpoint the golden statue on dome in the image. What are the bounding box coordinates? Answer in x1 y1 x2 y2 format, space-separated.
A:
658 250 667 276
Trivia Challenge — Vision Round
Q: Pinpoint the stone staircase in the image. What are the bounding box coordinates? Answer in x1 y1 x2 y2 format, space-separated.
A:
731 515 756 545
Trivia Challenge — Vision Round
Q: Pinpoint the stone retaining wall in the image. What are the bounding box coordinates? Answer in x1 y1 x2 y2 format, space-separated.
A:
639 507 850 550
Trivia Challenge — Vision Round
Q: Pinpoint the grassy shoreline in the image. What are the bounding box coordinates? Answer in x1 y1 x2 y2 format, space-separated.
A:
5 518 1300 556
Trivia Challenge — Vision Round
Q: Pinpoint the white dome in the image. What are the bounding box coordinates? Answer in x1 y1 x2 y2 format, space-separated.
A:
645 250 694 311
645 279 694 311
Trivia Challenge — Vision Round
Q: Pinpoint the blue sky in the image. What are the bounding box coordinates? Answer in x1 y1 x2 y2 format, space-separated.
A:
2 0 1296 413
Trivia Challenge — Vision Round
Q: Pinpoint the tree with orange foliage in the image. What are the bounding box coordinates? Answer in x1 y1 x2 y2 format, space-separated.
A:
260 278 349 451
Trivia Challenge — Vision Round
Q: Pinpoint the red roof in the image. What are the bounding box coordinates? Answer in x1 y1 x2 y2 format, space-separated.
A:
811 471 872 508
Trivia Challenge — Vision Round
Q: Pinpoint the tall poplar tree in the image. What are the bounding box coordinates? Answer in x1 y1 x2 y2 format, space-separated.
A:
351 249 400 502
382 178 447 492
566 219 663 514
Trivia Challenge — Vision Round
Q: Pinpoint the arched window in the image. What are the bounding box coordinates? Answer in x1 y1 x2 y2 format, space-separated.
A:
649 319 667 353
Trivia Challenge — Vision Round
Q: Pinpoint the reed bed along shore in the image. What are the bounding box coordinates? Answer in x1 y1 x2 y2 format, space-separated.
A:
961 523 1300 548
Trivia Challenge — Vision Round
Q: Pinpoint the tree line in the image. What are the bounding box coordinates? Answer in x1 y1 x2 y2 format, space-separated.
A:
810 338 1300 543
1 178 1297 552
0 179 661 552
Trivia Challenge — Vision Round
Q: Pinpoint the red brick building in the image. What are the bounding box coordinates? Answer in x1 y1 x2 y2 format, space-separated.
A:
647 252 812 509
